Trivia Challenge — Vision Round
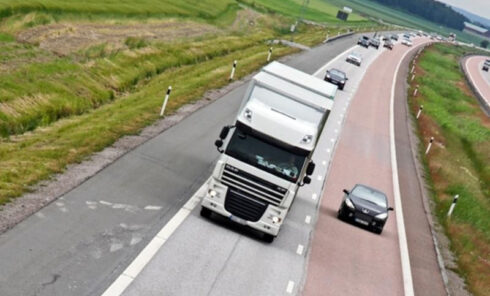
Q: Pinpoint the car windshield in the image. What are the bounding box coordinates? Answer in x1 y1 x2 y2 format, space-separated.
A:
350 52 360 59
329 69 345 79
362 36 369 40
225 128 306 183
352 185 387 207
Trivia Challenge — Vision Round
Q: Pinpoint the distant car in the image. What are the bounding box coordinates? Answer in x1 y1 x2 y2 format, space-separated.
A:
403 33 411 39
390 34 399 41
483 59 490 72
383 39 394 50
382 35 389 41
324 68 348 90
338 184 394 234
346 52 362 66
401 38 413 47
369 38 380 49
358 35 370 47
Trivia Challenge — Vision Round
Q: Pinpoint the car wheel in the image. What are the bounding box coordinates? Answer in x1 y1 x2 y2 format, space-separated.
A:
263 233 275 243
200 206 212 218
373 227 383 234
339 85 344 90
337 207 346 220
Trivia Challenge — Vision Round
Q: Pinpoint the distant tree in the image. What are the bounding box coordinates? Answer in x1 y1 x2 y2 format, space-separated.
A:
372 0 468 30
481 40 489 48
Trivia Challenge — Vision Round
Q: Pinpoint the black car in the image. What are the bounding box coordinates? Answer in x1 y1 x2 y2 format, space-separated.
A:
383 39 394 50
324 68 348 90
390 34 399 41
357 35 370 47
337 184 393 234
369 38 380 49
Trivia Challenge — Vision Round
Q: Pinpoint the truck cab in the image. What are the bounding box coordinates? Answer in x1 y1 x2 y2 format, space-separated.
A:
201 62 336 242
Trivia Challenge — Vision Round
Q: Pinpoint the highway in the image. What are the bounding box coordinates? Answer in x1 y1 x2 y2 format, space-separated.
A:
463 55 490 113
0 34 446 296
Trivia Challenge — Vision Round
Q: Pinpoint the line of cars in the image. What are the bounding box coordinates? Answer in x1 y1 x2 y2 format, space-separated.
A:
323 35 399 234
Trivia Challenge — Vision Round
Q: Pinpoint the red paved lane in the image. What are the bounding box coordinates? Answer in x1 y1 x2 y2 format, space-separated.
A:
303 39 430 296
465 55 490 109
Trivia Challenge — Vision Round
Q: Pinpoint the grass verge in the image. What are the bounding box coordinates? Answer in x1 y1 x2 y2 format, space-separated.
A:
409 43 489 296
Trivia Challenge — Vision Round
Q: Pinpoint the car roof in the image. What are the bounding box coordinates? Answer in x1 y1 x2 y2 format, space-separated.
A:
329 68 346 76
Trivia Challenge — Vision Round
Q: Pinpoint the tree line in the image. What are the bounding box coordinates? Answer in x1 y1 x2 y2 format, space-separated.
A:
371 0 468 30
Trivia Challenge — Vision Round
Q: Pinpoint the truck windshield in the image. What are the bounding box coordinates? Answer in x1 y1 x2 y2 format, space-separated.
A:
225 129 306 183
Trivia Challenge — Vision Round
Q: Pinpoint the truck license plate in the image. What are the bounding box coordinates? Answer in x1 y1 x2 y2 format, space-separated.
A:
230 215 247 225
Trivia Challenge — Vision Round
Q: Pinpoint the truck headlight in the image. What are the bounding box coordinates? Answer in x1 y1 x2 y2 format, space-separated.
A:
272 216 282 224
301 135 313 144
244 108 253 121
345 198 355 209
208 189 218 198
375 212 388 220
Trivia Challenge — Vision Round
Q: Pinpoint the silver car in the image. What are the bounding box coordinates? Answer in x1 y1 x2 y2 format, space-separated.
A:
346 52 362 66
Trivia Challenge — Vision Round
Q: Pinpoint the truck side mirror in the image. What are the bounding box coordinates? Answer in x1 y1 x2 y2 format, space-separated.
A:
303 176 311 185
306 162 315 176
219 126 230 140
343 189 350 195
388 207 394 211
215 139 224 153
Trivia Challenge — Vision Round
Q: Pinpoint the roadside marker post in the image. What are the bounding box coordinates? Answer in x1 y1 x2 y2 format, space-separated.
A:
447 194 459 217
411 74 415 81
413 87 418 96
160 86 172 116
416 105 423 119
229 60 237 81
267 47 273 62
425 136 434 155
410 65 415 73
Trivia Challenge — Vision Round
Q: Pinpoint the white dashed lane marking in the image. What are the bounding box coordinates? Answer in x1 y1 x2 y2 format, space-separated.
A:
305 215 312 224
296 244 304 255
286 281 295 294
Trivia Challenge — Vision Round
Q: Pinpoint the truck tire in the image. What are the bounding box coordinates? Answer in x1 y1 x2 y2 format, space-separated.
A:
200 206 212 218
263 233 275 243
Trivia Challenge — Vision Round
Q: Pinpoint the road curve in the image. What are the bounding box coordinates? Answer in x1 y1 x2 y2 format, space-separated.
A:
463 55 490 114
302 38 444 296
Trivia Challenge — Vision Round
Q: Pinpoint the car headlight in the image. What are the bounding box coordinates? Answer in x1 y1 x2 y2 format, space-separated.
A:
341 80 345 83
345 198 355 209
375 212 388 220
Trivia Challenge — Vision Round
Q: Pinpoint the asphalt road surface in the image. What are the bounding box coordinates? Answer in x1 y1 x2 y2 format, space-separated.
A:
463 55 490 111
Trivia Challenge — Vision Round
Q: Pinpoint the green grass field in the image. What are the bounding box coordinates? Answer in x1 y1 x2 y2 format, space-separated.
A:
410 44 489 296
325 0 486 45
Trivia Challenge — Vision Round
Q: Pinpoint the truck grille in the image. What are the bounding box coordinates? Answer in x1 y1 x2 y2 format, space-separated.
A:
221 164 287 207
224 187 268 222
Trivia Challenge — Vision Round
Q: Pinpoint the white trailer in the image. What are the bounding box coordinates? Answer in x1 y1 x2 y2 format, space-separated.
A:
200 62 336 242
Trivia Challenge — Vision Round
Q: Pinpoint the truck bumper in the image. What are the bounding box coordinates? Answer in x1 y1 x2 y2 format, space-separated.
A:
201 194 282 237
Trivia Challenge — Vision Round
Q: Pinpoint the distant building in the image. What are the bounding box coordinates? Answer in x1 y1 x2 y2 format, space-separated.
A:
463 22 490 40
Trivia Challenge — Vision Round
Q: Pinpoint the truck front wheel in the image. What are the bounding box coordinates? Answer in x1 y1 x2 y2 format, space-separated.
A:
263 233 275 243
200 206 212 218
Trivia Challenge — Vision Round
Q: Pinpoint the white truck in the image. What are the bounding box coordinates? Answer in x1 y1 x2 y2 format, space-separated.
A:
200 61 336 242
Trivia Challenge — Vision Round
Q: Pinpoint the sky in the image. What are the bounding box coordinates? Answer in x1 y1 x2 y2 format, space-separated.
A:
436 0 490 20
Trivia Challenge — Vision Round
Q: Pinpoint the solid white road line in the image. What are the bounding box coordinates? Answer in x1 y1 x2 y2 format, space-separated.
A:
465 57 490 108
388 42 429 296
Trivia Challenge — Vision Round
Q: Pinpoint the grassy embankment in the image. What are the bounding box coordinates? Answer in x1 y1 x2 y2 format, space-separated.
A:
326 0 485 45
409 43 489 295
0 1 383 205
